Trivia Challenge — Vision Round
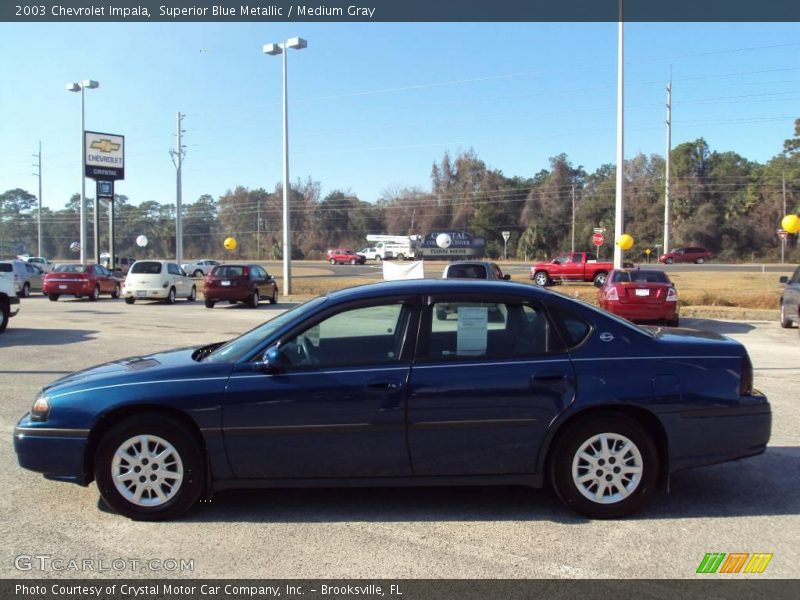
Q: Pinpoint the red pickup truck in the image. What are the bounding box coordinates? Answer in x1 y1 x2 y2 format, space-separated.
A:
530 252 620 287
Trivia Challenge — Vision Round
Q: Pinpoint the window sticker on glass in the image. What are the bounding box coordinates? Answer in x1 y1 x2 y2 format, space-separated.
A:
457 306 488 356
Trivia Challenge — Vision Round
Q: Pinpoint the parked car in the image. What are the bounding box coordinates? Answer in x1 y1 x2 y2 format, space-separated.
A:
14 279 770 521
0 275 20 333
0 260 43 297
100 254 136 275
658 246 712 264
442 260 510 281
43 264 121 301
326 249 367 265
779 265 800 331
122 260 196 304
204 264 278 308
358 247 381 261
182 259 220 278
25 256 54 273
597 268 679 326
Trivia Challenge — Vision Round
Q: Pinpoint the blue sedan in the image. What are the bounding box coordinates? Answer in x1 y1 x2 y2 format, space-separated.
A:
14 280 771 520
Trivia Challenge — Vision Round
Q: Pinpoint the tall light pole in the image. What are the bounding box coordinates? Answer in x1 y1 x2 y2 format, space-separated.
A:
264 37 307 296
66 79 99 264
613 3 625 269
664 79 672 255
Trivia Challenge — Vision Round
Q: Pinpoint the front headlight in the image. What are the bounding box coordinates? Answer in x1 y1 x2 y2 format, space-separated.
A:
30 392 50 422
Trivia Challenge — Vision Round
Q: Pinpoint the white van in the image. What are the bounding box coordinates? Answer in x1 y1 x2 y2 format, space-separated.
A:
122 260 196 304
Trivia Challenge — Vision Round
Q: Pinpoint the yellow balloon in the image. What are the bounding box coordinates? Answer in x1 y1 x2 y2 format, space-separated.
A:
223 237 237 251
782 214 800 234
616 233 634 251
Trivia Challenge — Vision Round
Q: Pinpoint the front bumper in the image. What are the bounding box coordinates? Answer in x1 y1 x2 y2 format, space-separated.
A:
14 415 91 485
7 295 19 317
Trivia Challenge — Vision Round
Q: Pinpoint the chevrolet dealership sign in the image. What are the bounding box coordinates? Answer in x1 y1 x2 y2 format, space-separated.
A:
85 131 125 179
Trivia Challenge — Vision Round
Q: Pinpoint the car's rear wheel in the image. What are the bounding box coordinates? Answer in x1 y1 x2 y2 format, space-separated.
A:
165 288 176 305
204 299 215 308
89 285 100 301
193 270 203 278
111 284 120 299
125 297 135 305
21 283 30 298
593 272 607 287
249 289 259 308
779 301 793 328
667 316 680 327
94 415 204 520
550 416 658 519
48 294 60 302
533 271 550 287
0 301 8 333
396 254 405 261
187 286 196 302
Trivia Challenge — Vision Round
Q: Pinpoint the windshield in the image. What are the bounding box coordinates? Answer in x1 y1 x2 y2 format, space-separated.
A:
54 264 88 273
204 296 328 363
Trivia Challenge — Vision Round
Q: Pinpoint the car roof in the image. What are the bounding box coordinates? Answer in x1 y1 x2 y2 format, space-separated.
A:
324 278 550 303
445 260 496 266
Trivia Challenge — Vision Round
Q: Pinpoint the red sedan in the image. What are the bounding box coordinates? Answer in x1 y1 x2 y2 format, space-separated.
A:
597 268 679 326
44 264 121 301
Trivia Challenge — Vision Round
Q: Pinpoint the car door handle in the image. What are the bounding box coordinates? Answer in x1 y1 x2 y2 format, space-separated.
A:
531 371 569 382
367 380 402 391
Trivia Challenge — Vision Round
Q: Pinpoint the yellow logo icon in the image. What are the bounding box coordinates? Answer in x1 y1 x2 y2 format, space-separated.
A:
90 139 121 153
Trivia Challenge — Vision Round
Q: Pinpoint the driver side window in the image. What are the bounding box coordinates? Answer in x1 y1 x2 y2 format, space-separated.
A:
279 303 407 368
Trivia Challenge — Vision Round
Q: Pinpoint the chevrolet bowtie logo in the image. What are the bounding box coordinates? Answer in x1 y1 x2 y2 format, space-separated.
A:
90 139 120 153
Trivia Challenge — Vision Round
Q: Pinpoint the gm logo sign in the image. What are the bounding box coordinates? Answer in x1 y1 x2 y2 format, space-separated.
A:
696 552 773 574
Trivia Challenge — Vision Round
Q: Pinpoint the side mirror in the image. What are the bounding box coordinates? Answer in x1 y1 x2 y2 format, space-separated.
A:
503 274 511 281
255 346 285 373
779 276 789 284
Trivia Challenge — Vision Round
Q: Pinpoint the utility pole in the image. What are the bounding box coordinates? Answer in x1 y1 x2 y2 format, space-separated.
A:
571 184 576 253
613 0 625 269
664 79 672 255
170 112 186 265
782 168 787 264
33 141 42 257
257 197 261 260
410 207 416 235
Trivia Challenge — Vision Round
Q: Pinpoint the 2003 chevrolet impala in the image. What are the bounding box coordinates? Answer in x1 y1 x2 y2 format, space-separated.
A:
14 279 771 520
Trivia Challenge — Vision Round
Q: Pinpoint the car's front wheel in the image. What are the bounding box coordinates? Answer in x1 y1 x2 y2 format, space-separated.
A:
89 285 100 301
111 284 120 299
124 297 135 305
193 270 203 278
94 415 204 520
550 416 658 519
48 294 60 302
533 271 550 287
666 257 674 264
329 259 336 265
269 289 278 304
695 257 705 264
21 283 30 298
779 301 793 328
165 288 176 305
249 289 260 308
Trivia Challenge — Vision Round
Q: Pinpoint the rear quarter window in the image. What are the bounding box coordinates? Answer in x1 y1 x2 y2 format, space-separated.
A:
548 308 592 350
0 263 12 273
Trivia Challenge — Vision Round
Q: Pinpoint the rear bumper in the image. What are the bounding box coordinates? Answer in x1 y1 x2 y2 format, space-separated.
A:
14 415 90 485
43 281 93 295
603 302 677 322
205 287 250 302
664 392 771 472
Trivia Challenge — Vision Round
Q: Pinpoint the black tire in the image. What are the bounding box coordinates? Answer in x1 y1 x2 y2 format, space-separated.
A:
204 299 215 309
593 272 607 287
269 288 278 304
549 415 658 519
375 255 382 263
93 415 205 521
21 283 30 298
329 258 336 265
89 285 100 301
165 288 176 305
0 301 8 333
249 289 260 308
667 316 680 327
779 301 792 328
350 258 357 265
695 257 705 264
666 257 674 264
228 300 237 305
533 271 550 287
187 286 196 302
192 270 203 278
111 284 120 299
396 253 405 261
48 294 60 302
124 297 135 305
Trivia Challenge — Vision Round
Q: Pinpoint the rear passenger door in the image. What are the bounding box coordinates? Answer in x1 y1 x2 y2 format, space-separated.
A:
407 295 576 476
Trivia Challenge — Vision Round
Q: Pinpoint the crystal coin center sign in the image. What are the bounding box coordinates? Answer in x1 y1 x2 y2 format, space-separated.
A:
85 131 125 180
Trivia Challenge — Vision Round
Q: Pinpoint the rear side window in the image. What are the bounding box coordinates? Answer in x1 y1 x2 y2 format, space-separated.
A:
0 263 12 273
213 266 246 277
548 307 592 350
131 262 163 275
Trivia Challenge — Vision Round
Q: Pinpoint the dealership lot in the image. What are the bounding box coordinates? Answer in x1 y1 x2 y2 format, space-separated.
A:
1 295 798 578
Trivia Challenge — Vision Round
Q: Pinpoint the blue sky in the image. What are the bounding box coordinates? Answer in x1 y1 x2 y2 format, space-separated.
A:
1 22 799 210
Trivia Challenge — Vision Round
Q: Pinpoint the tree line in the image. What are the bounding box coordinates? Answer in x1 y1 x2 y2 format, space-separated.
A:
2 119 799 263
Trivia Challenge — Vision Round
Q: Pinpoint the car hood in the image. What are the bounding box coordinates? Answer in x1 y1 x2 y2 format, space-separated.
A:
42 345 221 397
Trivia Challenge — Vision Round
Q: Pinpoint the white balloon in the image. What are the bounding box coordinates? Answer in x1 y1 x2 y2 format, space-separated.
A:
136 235 148 248
69 242 80 253
436 233 452 249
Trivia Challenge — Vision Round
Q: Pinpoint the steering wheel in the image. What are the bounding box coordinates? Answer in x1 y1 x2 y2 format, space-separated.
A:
298 335 319 366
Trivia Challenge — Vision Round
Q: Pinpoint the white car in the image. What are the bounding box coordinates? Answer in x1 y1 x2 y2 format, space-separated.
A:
25 256 54 273
358 247 381 261
181 259 220 278
122 260 196 304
